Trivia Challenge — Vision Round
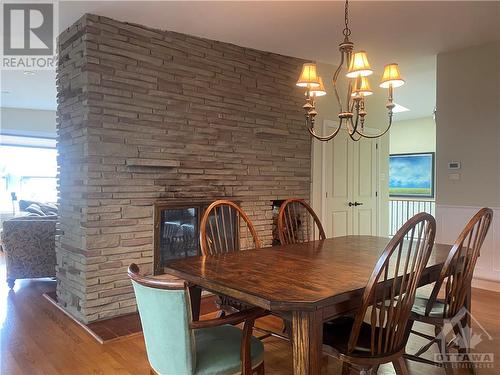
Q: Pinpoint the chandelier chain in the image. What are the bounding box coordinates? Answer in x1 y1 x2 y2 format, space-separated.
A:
343 0 351 37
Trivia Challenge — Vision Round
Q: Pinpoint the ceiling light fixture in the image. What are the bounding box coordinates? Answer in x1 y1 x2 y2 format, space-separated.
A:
296 0 405 141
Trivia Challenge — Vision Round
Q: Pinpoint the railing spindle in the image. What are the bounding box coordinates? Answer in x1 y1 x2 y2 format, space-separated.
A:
389 198 435 237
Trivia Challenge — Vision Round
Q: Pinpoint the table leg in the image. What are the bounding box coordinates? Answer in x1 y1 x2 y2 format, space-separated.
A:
189 285 202 322
291 310 323 375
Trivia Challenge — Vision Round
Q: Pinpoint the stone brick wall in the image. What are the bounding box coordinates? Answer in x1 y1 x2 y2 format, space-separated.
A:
56 17 89 322
56 14 311 323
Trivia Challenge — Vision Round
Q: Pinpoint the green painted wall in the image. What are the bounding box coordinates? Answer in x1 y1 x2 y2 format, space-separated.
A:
390 116 436 155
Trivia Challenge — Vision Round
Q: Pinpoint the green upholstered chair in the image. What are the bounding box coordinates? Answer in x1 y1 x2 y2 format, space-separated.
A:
128 264 265 375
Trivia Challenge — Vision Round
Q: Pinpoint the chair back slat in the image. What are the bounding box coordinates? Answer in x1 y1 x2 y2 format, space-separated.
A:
347 212 436 356
277 198 326 245
426 208 493 318
200 200 261 256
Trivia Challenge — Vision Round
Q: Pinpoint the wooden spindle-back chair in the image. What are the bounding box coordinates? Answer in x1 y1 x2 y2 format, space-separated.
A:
323 212 436 374
200 200 263 315
406 208 493 373
277 198 326 245
200 200 261 256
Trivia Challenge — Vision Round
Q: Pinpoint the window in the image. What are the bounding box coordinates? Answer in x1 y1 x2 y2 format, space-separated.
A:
0 135 57 213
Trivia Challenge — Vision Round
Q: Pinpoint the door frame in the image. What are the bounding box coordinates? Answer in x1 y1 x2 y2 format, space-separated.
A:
320 119 382 236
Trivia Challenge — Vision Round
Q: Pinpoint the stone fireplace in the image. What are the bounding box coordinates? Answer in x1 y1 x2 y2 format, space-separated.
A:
56 14 311 323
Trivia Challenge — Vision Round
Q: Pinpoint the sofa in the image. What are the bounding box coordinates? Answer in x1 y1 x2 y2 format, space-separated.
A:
1 216 57 288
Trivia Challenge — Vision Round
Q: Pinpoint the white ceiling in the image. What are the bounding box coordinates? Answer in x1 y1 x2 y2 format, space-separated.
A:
1 1 499 121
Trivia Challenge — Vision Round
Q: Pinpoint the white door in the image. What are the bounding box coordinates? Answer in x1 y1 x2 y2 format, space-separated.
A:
323 120 379 237
352 134 378 235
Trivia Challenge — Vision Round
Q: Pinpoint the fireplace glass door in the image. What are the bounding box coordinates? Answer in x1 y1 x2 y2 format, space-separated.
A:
154 203 207 274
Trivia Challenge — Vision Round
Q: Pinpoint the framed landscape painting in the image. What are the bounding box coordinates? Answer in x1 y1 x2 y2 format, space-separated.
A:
389 152 435 198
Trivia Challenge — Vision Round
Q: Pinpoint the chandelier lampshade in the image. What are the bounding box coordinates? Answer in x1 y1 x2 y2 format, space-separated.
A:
296 63 321 87
310 76 327 97
380 63 405 88
346 51 373 78
352 76 373 97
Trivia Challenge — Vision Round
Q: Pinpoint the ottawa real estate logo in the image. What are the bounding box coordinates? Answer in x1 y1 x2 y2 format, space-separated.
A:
433 308 494 369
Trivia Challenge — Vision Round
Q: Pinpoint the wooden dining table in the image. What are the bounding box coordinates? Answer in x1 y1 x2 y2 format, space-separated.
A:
165 235 453 375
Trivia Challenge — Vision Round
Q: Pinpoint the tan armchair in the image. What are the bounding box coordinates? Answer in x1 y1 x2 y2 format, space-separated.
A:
1 216 57 288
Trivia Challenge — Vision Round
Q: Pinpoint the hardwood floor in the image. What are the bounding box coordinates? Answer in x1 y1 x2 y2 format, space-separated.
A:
1 252 499 374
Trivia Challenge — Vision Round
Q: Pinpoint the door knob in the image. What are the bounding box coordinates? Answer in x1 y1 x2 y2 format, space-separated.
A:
348 201 363 207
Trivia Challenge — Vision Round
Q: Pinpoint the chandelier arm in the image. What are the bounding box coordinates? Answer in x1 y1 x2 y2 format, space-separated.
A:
348 131 362 142
332 52 346 113
349 101 361 135
307 117 343 142
345 63 355 115
347 116 362 141
354 112 394 139
333 51 345 82
349 97 356 114
346 80 353 117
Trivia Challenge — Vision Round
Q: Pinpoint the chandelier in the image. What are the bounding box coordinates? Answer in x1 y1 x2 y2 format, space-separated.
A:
296 0 405 141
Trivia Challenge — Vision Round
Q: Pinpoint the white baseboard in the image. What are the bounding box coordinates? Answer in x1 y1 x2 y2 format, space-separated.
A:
436 204 500 290
472 278 500 292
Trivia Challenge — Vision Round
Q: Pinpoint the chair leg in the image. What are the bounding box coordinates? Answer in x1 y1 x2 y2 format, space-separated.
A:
7 278 15 289
452 318 476 374
436 335 454 375
359 367 375 375
413 336 438 357
283 319 293 338
255 362 265 375
392 357 409 375
454 321 476 373
453 320 473 356
341 362 350 375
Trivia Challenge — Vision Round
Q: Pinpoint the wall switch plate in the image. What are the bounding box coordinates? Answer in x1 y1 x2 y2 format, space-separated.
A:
449 173 461 181
448 161 461 170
